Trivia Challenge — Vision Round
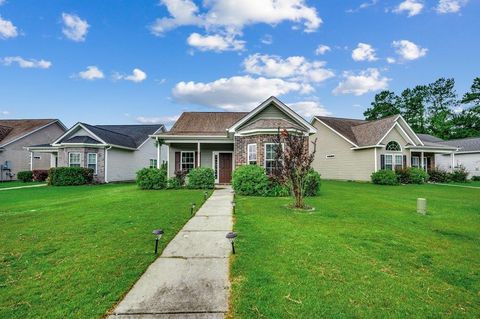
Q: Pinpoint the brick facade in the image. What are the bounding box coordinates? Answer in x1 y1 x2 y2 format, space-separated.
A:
57 147 106 183
234 135 278 168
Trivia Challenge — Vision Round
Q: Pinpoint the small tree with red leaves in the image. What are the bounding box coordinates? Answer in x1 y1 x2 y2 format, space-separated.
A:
271 128 317 209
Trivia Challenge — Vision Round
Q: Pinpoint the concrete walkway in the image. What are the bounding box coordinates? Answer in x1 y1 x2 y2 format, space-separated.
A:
108 187 234 319
0 183 47 191
431 183 480 189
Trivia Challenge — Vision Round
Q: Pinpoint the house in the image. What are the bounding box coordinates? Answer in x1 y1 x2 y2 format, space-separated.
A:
152 96 317 184
0 119 66 181
432 136 480 178
310 115 457 181
27 123 167 183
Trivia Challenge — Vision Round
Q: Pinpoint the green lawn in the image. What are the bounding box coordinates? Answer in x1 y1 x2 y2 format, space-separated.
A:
0 181 44 188
230 181 480 318
447 181 480 188
0 184 208 318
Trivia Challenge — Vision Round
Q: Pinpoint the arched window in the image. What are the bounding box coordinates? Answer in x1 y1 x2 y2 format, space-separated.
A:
386 141 401 151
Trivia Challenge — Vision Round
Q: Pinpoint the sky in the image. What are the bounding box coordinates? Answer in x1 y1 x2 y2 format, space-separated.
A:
0 0 479 128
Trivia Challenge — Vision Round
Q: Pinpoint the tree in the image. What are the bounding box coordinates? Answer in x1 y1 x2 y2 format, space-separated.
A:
398 85 428 133
424 78 456 139
272 129 317 209
452 77 480 138
364 91 400 120
461 77 480 106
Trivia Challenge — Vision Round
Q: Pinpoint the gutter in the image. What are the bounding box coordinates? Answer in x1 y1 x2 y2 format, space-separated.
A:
104 145 112 183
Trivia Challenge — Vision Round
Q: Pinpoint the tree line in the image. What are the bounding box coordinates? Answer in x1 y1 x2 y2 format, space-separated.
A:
364 77 480 140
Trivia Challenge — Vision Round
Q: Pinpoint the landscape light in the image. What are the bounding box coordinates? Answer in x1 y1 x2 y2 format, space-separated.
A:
204 191 208 200
152 229 164 254
191 203 196 216
232 200 236 214
226 231 237 254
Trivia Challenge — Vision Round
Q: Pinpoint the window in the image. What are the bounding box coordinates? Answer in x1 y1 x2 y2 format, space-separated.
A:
87 153 97 174
181 152 195 172
247 144 257 165
326 154 335 159
33 155 41 160
386 141 401 151
264 143 282 175
385 154 393 170
69 153 81 167
149 159 158 169
412 156 419 168
395 155 403 170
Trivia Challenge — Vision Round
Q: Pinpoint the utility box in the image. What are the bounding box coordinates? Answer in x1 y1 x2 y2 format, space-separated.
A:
417 198 427 215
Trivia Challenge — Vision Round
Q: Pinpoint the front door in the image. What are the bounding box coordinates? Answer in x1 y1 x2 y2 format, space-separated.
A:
218 153 232 184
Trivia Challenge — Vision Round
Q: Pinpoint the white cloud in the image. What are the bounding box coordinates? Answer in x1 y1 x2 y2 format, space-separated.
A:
352 43 377 62
62 13 89 42
436 0 468 13
393 0 424 16
0 16 18 39
2 56 52 69
315 44 331 55
136 115 180 125
243 54 334 84
289 101 331 118
261 34 273 45
333 68 390 96
187 32 245 52
347 0 379 13
386 57 396 64
392 40 427 61
172 75 312 111
114 68 147 83
76 66 104 80
151 0 322 38
0 110 9 115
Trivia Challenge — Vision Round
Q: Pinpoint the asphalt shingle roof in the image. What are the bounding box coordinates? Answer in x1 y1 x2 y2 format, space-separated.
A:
164 112 248 136
64 136 102 144
0 119 59 146
239 118 306 132
439 137 480 152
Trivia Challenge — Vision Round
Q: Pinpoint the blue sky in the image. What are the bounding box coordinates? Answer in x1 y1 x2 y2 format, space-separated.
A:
0 0 478 127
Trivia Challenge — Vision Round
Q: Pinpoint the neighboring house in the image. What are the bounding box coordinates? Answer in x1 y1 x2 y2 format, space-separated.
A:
27 123 167 183
152 96 317 184
431 136 480 178
0 119 66 181
310 115 457 181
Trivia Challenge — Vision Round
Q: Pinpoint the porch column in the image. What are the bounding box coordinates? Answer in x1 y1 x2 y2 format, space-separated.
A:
420 151 425 171
29 152 33 171
166 145 170 178
197 142 201 167
451 152 455 172
156 138 160 169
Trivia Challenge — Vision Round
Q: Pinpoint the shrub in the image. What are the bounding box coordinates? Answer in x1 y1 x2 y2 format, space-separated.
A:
264 177 290 197
471 175 480 181
173 169 187 187
32 169 49 182
304 169 321 196
395 168 410 184
371 169 399 185
450 165 468 183
49 167 94 186
232 165 269 196
409 167 429 184
136 168 167 190
167 177 183 189
187 167 215 189
428 167 451 183
17 171 33 182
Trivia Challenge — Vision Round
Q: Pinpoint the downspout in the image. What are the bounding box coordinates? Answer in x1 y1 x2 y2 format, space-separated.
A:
156 137 160 169
104 145 112 183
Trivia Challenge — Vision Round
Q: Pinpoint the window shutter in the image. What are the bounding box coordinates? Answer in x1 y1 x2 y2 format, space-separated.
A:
380 154 385 170
175 152 180 171
195 151 199 167
403 155 407 168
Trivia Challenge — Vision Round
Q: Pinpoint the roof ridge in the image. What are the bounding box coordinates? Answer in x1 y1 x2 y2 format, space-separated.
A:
182 111 249 114
316 115 366 122
96 124 164 127
444 136 480 141
80 122 133 139
352 114 399 128
0 119 57 121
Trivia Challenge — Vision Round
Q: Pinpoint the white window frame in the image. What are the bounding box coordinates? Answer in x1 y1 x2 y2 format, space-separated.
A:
149 158 158 169
69 152 81 168
384 154 393 170
264 143 284 175
394 154 403 170
386 141 402 152
87 153 98 174
247 143 257 165
181 151 195 172
412 156 420 168
383 153 404 171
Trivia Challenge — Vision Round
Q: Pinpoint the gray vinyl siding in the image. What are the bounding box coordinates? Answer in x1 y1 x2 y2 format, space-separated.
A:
310 120 375 181
237 104 291 130
0 122 65 179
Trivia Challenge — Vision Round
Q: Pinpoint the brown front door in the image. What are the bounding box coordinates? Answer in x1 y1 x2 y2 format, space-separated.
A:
219 153 233 184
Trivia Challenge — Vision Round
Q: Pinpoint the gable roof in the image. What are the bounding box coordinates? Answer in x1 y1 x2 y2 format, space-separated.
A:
164 112 248 136
239 118 306 132
55 123 164 149
0 119 65 147
439 137 480 153
228 96 317 134
417 133 444 143
313 115 422 147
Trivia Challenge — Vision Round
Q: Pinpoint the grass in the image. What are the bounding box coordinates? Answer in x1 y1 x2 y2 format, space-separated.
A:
448 181 480 188
0 184 208 318
0 181 44 188
230 180 480 318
